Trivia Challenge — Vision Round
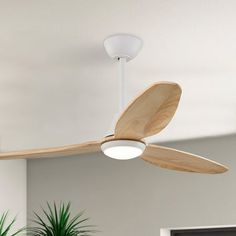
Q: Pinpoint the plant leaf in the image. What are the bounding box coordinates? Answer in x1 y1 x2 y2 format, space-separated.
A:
28 202 96 236
0 212 25 236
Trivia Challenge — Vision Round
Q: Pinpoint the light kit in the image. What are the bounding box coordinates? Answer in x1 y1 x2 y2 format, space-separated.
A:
101 140 146 160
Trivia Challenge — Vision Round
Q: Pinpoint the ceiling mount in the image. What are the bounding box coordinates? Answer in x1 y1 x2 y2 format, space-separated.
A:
104 34 143 61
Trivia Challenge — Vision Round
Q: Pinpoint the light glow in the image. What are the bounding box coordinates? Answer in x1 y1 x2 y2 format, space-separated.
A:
101 140 146 160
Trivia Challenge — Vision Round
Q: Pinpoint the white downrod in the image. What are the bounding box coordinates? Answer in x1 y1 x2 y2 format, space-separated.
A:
103 34 142 136
119 57 127 112
105 57 127 136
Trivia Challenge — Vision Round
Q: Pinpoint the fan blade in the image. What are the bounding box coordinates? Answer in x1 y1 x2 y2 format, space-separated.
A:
115 82 181 139
141 144 228 174
0 141 101 160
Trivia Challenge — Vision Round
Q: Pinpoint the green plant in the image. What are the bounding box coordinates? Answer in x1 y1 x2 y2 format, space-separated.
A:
28 202 96 236
0 211 25 236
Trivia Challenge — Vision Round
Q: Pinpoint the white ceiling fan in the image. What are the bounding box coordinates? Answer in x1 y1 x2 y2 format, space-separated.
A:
0 34 228 174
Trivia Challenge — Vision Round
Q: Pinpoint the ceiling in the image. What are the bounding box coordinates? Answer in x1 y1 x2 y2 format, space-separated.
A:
0 0 236 151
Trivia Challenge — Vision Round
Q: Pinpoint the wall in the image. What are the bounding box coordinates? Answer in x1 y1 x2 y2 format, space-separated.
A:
27 134 236 236
0 160 26 230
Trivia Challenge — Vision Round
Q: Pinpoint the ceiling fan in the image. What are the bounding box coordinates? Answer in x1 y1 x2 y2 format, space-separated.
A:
0 34 228 174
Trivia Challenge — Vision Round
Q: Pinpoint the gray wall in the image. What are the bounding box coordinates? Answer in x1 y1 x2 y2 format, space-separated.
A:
0 160 26 230
27 135 236 236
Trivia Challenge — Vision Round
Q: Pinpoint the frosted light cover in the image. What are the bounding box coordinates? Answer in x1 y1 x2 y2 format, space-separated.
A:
101 140 146 160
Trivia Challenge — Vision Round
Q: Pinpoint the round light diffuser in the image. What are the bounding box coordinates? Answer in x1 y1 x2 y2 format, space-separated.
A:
101 140 146 160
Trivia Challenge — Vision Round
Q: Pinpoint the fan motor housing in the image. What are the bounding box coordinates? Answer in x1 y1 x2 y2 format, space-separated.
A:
101 139 146 160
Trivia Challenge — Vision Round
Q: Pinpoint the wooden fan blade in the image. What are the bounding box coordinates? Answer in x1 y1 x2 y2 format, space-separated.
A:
115 82 181 140
141 144 228 174
0 141 101 160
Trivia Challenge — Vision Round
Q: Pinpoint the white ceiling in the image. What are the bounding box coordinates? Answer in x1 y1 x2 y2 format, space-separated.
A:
0 0 236 151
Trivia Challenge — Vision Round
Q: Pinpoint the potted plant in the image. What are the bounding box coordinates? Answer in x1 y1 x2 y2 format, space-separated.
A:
28 202 96 236
0 211 25 236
